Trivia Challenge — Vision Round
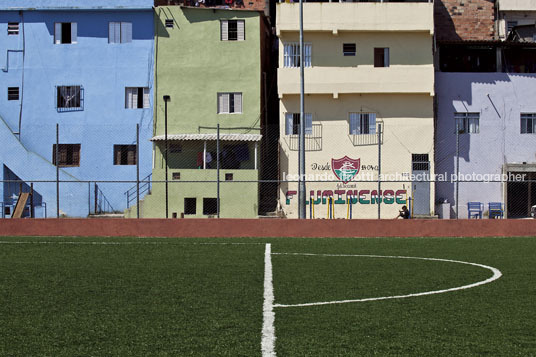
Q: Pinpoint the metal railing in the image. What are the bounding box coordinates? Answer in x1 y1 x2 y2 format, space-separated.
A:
94 183 115 214
287 123 322 151
125 173 152 209
350 132 383 146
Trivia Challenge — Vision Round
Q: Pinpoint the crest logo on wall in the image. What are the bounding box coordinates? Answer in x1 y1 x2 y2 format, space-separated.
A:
331 156 360 184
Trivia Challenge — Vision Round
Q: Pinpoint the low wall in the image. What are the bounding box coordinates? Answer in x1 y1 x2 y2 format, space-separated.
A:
0 218 535 238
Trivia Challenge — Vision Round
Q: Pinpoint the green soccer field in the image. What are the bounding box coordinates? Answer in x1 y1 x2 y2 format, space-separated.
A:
0 236 535 356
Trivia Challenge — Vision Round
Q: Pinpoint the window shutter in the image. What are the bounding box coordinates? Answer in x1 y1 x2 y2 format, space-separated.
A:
374 48 383 67
71 22 77 44
221 20 228 41
237 20 245 41
127 148 136 165
369 113 376 135
305 44 311 67
121 22 132 43
125 88 132 108
349 113 358 134
143 87 150 108
222 93 229 113
285 113 293 135
234 93 242 113
113 22 121 43
305 114 313 135
131 88 138 109
108 22 114 43
54 23 61 44
384 48 389 67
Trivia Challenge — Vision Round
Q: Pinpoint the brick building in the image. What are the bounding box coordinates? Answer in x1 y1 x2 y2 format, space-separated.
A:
435 0 496 41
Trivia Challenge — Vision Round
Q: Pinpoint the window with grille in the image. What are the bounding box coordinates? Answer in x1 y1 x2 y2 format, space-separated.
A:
343 43 356 56
109 22 132 43
412 154 429 171
349 113 376 135
454 112 479 134
54 22 77 44
8 87 19 101
221 20 245 41
284 43 312 68
285 113 312 135
374 47 389 67
113 145 137 165
8 23 19 35
125 87 150 109
521 113 536 134
57 86 82 109
165 19 174 28
52 144 81 167
218 93 242 114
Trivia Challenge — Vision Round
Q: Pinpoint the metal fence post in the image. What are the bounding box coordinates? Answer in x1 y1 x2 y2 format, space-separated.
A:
456 122 460 219
377 123 382 219
136 123 140 219
217 124 220 218
56 123 59 218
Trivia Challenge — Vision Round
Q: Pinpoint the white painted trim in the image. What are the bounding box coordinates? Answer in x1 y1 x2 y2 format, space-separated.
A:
272 253 502 308
262 244 276 357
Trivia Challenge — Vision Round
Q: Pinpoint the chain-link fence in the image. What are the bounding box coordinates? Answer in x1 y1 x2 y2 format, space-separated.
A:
2 119 535 220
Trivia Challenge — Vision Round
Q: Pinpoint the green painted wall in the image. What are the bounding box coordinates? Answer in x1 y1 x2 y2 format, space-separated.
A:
129 6 263 219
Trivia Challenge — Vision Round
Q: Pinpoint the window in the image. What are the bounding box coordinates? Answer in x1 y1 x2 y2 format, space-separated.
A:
225 173 233 181
284 43 312 68
454 112 479 134
109 22 132 44
52 144 81 167
218 93 242 114
114 145 137 165
184 198 196 215
521 113 536 134
412 154 430 171
221 20 245 41
374 48 389 67
349 113 376 135
8 23 19 35
54 22 77 44
507 21 518 34
343 43 356 56
172 172 181 180
285 113 312 135
165 19 174 28
7 87 19 101
203 198 217 215
57 86 82 110
125 87 149 109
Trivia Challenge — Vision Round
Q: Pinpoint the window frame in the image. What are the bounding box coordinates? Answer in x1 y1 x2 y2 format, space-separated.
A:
108 22 132 44
113 144 137 166
217 92 243 114
285 113 313 136
54 22 77 44
184 198 197 215
343 43 356 57
283 42 312 68
125 87 150 109
521 113 536 134
203 198 218 215
349 112 377 135
374 47 390 68
165 19 174 28
454 112 480 134
52 144 81 167
7 87 19 101
7 22 19 35
220 20 245 41
56 85 83 111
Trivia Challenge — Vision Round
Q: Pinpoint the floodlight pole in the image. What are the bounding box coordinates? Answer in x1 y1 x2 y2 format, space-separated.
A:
298 0 306 219
456 122 460 219
163 95 170 219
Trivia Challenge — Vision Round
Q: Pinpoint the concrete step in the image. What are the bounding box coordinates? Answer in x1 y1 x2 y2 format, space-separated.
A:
88 213 124 219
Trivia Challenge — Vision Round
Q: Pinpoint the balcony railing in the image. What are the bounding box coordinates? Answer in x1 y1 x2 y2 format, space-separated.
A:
286 123 322 151
349 132 383 146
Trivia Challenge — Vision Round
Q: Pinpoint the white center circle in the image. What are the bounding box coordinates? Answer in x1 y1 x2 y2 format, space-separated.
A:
272 253 503 308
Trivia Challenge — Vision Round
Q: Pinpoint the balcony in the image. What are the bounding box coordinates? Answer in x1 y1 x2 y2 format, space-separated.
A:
284 123 322 151
278 66 434 96
498 0 536 11
276 2 434 36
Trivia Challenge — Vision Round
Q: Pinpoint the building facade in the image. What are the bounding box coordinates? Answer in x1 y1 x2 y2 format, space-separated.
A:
276 1 435 219
128 6 268 218
0 0 154 217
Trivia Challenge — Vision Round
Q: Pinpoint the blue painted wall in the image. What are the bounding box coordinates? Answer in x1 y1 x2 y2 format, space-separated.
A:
0 4 154 217
435 72 536 218
0 0 153 10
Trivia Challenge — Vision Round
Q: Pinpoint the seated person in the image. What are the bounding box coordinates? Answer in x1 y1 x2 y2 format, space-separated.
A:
395 205 410 219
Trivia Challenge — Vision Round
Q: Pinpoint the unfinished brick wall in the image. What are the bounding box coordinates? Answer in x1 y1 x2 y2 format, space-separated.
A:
435 0 496 41
154 0 268 12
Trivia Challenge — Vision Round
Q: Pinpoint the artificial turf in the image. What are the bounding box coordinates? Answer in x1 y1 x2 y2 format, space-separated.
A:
0 236 534 356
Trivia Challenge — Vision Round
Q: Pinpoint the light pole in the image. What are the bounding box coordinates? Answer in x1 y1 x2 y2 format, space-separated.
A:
298 0 306 219
163 95 171 219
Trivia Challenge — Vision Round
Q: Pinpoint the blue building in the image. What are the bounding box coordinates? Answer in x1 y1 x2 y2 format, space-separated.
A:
0 0 154 217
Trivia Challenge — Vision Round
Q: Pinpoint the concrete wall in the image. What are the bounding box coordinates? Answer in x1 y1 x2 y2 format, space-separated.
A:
136 7 263 218
435 72 536 218
0 7 154 216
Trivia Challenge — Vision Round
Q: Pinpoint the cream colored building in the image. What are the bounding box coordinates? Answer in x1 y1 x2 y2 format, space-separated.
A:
276 1 435 219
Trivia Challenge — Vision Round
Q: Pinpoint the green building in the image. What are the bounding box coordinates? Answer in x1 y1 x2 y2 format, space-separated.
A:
128 6 269 218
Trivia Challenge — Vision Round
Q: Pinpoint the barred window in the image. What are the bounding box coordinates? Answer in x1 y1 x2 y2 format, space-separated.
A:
284 43 312 68
52 144 81 167
57 86 81 109
8 23 19 35
454 112 479 134
114 145 137 165
521 113 536 134
8 87 19 101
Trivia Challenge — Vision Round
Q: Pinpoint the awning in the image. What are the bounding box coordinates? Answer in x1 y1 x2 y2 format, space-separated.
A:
150 133 262 142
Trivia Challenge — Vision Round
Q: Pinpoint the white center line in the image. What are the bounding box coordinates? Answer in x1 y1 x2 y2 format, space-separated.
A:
261 243 276 357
